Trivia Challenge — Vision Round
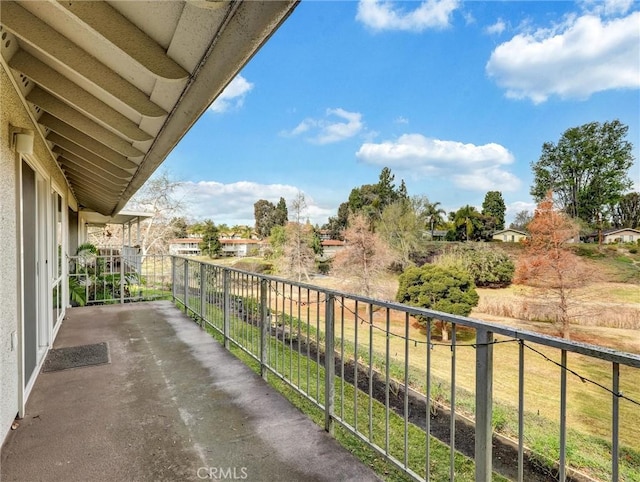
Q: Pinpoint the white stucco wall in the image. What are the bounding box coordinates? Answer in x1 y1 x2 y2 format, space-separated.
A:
0 63 70 443
0 64 22 443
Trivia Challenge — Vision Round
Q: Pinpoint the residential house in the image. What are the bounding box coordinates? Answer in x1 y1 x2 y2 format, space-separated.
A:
220 238 261 257
169 238 203 256
588 228 640 244
0 0 297 445
320 239 346 259
492 228 528 243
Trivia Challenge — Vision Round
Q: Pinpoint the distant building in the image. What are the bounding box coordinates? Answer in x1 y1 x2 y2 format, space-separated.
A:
423 230 448 241
320 239 346 259
220 238 261 257
587 228 640 244
492 229 528 243
169 238 203 256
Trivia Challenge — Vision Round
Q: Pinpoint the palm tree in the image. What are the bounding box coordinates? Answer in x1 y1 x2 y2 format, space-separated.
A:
453 205 482 241
425 201 446 239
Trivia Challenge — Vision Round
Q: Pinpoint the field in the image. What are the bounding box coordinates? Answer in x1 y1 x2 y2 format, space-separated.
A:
209 242 640 480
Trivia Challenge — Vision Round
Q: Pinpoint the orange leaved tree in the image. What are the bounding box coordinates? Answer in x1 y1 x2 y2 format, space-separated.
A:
514 192 587 339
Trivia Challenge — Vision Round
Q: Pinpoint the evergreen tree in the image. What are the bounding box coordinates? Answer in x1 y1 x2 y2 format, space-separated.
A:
481 191 506 230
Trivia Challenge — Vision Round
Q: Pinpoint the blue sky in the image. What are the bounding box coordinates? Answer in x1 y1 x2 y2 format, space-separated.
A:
164 0 640 227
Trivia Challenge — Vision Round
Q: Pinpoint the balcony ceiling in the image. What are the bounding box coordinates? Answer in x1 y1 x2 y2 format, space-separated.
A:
0 0 297 215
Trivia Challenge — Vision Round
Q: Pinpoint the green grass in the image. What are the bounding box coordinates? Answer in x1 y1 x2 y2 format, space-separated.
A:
174 291 640 481
177 300 507 482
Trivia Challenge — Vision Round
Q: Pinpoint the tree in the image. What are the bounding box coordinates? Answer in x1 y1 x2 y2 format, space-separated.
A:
610 192 640 229
396 264 479 341
452 205 483 241
514 192 587 339
482 191 506 230
530 120 634 226
424 201 446 239
435 244 515 288
125 171 184 254
376 196 428 270
254 199 276 239
509 210 533 231
273 197 289 227
277 193 316 282
344 167 407 227
331 214 395 299
323 202 349 240
199 220 221 258
170 217 189 238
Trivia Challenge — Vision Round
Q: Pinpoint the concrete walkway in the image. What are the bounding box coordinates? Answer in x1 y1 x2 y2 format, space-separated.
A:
1 301 380 482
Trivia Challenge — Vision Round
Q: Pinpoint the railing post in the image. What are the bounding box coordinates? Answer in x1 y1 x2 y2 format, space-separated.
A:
324 293 335 435
223 269 230 350
183 258 189 310
119 254 125 304
199 262 206 328
260 279 268 380
171 256 176 301
475 328 494 482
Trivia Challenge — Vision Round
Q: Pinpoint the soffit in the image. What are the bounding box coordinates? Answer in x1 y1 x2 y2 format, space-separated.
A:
0 0 298 216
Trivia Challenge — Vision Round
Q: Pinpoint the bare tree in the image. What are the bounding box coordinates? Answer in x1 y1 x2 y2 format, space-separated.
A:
125 171 185 255
331 213 396 299
276 193 316 282
514 192 589 339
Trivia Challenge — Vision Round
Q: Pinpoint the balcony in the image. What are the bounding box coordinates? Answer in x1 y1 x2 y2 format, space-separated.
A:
0 301 379 481
3 254 640 481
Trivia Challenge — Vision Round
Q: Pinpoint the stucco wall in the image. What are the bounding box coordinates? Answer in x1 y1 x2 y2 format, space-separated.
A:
0 64 21 443
0 63 70 443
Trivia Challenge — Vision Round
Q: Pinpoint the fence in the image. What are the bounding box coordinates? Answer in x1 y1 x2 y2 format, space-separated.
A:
169 256 640 482
68 253 172 306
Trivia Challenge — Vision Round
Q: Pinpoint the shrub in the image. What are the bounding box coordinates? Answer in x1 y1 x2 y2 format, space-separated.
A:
434 244 515 288
396 264 479 326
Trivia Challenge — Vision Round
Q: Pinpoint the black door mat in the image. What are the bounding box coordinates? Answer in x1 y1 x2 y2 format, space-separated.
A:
42 342 110 372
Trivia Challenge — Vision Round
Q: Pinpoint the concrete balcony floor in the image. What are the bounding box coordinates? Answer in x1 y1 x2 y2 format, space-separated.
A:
1 301 380 481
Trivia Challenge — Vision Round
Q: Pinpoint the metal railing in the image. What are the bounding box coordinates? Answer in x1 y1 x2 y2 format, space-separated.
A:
169 256 640 482
68 254 172 306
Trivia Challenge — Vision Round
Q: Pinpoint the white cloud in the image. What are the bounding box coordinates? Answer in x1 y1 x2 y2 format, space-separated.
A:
581 0 634 16
281 108 364 144
355 133 521 191
209 75 254 113
485 19 506 35
486 11 640 103
356 0 459 32
394 116 409 124
174 181 334 226
504 200 537 225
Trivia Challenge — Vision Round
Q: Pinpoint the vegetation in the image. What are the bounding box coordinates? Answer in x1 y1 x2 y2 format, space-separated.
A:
396 264 479 340
514 193 590 339
331 213 396 299
254 197 288 238
435 244 515 288
376 196 429 270
610 191 640 229
199 219 221 257
125 170 185 254
530 119 635 227
276 193 317 281
509 210 533 231
481 191 506 231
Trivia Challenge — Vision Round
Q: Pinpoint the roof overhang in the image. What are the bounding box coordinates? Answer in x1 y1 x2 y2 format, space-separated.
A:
1 0 298 216
80 210 154 227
